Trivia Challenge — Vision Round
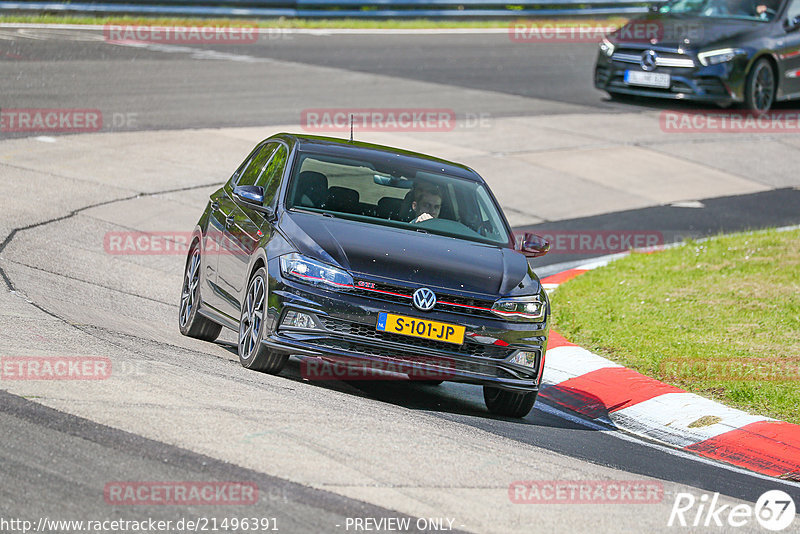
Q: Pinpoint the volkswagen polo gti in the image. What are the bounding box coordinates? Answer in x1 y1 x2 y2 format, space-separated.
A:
179 133 550 418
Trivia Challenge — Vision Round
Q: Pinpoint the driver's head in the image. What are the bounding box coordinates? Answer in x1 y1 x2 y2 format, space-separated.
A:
412 185 442 219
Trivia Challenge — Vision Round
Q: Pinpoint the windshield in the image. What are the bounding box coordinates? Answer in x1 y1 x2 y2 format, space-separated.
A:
659 0 782 21
286 151 512 247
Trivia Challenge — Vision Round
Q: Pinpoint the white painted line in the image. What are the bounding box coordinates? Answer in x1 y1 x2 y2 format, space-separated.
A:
670 200 705 208
542 283 559 294
610 392 773 448
545 224 800 282
575 255 623 270
0 23 513 35
534 401 800 490
108 40 267 63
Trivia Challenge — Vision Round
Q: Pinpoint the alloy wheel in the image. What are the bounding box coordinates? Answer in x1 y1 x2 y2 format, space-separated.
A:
179 248 200 328
239 273 265 360
752 63 775 113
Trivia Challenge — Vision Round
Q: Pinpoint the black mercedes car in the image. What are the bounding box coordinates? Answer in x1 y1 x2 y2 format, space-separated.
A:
594 0 800 112
178 133 551 418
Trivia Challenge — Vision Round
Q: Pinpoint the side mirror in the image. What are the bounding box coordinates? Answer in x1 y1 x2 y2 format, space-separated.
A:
233 185 275 219
785 15 800 32
517 232 550 258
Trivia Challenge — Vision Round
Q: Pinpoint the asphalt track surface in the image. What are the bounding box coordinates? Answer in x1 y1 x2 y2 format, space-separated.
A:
1 26 799 533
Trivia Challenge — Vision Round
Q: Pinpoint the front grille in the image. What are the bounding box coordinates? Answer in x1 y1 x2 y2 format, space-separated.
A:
695 77 728 96
608 73 677 94
318 316 516 360
595 66 610 85
613 48 695 68
612 52 643 64
351 280 498 319
608 72 726 98
672 80 693 93
311 338 515 379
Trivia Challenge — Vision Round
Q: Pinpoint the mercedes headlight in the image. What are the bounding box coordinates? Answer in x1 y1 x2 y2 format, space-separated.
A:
279 253 353 290
599 37 615 57
697 48 744 66
491 295 547 322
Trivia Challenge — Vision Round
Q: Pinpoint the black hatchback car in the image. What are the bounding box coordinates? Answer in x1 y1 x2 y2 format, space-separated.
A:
179 133 551 418
594 0 800 112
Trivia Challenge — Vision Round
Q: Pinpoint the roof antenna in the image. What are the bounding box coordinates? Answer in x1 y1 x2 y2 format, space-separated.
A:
349 113 354 143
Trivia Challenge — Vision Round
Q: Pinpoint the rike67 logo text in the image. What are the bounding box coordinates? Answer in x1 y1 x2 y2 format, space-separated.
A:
669 490 795 531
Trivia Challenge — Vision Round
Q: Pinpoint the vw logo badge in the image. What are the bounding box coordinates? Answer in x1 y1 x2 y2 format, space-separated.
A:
412 288 436 311
640 50 658 72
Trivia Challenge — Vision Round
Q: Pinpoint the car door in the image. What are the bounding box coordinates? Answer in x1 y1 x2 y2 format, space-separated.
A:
216 142 289 320
209 142 277 317
778 0 800 96
203 144 267 313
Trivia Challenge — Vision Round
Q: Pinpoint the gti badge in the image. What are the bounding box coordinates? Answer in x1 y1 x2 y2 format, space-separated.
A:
412 287 437 311
641 50 658 71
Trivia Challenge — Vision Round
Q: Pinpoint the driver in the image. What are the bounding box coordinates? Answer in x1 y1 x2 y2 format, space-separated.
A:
732 0 777 16
753 0 779 15
410 185 442 224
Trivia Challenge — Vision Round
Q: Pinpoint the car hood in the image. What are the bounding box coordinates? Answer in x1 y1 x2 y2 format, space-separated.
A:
280 211 535 296
613 14 763 49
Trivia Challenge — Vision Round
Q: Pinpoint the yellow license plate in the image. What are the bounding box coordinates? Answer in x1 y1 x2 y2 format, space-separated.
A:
376 312 465 345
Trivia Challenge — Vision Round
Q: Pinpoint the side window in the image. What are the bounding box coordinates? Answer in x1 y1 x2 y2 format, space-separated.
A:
236 143 278 187
257 144 289 206
788 0 800 20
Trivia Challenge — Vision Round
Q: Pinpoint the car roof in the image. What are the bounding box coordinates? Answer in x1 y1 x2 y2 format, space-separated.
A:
269 132 484 183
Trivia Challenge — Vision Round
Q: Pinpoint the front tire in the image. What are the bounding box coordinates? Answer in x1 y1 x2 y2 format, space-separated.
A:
238 266 288 374
179 245 222 341
483 386 537 418
744 58 775 115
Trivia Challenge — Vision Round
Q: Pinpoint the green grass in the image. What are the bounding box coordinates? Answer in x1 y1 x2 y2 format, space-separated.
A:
0 14 630 29
551 228 800 424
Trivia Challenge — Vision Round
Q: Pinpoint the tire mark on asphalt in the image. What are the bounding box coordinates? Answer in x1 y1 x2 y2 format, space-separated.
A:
4 258 174 306
0 180 221 291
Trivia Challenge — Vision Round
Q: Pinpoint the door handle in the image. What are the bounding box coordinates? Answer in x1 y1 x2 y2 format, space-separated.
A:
225 215 235 226
211 201 219 210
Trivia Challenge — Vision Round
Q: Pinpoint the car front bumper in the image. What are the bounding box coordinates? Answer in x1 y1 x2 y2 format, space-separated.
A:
594 51 746 104
263 262 548 393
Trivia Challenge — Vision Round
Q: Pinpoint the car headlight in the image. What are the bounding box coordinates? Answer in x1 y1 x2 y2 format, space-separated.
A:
491 295 547 322
279 253 353 290
697 48 745 66
599 38 615 57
